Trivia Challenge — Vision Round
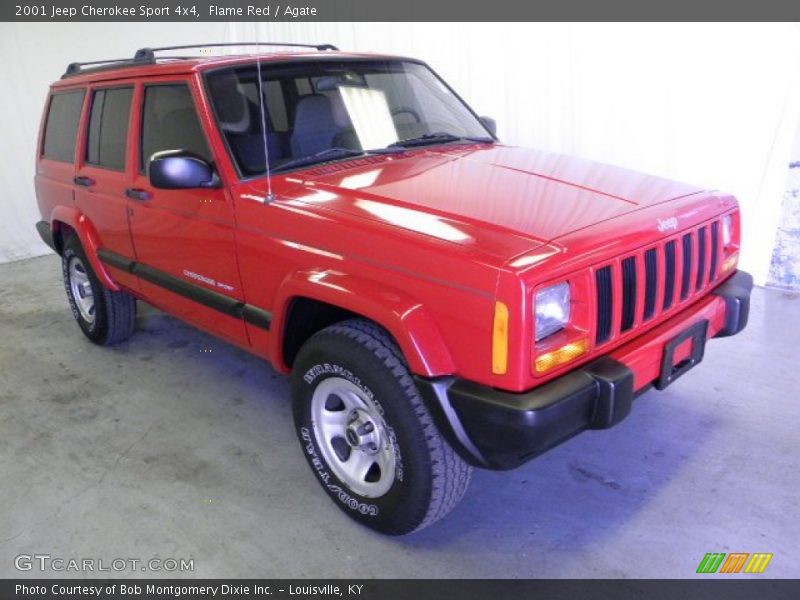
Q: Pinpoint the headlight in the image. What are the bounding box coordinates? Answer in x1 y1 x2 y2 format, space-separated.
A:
722 214 733 248
535 282 570 342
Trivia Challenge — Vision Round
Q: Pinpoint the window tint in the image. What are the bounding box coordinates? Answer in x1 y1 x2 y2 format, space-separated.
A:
265 81 288 132
239 80 290 132
42 90 85 162
140 84 210 171
295 78 312 96
205 61 489 177
86 87 133 170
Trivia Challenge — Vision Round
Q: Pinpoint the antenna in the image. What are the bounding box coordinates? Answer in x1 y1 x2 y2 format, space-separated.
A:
254 35 275 203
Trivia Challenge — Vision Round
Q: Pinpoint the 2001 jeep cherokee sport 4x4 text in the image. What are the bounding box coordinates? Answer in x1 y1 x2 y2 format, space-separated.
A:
35 43 753 535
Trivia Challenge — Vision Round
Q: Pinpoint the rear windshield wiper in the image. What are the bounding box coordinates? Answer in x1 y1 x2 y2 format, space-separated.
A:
388 132 495 149
272 146 405 173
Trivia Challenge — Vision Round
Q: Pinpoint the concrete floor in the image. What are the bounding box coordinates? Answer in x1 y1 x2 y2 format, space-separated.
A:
0 254 798 579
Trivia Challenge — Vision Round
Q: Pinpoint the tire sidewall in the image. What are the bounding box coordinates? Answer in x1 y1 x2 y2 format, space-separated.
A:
292 337 434 534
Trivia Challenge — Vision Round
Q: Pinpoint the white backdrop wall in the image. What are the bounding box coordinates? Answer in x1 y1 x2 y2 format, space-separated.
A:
2 22 799 286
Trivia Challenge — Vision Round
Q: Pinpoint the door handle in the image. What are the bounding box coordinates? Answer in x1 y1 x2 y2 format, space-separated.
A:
73 176 95 187
125 188 152 202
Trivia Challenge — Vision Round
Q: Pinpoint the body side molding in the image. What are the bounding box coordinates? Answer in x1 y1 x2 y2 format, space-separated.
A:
97 248 271 330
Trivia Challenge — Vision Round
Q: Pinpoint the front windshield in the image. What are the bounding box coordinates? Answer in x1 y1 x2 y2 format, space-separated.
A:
205 60 493 177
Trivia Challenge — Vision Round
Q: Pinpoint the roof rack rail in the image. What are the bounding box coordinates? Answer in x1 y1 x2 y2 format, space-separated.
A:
62 42 339 79
62 57 141 78
133 42 339 63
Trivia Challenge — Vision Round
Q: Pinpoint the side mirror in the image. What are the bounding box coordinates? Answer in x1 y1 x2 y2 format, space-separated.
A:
480 116 497 137
148 151 220 189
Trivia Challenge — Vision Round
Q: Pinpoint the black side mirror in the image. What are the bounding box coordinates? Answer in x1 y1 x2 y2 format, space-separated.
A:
148 151 220 189
480 116 497 137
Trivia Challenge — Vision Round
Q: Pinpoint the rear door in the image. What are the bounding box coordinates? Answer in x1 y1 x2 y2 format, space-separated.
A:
127 77 248 346
35 88 86 245
73 83 139 290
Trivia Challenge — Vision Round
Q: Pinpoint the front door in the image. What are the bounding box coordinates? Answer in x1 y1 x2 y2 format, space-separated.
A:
127 78 247 346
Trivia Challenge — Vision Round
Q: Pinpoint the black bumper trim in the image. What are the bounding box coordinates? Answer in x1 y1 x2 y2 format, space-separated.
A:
416 356 634 471
712 270 753 337
35 221 57 253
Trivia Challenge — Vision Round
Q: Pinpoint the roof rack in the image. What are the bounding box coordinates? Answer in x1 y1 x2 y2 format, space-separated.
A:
62 42 340 78
62 57 142 78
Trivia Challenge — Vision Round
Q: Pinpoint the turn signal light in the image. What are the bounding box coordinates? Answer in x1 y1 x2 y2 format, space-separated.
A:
492 301 509 375
722 253 739 273
534 338 588 374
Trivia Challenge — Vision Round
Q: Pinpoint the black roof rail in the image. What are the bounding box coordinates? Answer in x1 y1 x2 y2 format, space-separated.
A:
63 42 339 79
134 42 338 62
63 58 141 78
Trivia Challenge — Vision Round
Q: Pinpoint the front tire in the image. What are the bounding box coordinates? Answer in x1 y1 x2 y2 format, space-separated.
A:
62 235 136 346
291 319 472 535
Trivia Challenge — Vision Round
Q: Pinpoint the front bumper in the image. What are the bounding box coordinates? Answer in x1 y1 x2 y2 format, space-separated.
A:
415 270 753 470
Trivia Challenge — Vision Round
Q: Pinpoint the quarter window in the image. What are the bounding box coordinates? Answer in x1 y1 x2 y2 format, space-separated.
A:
42 90 85 163
86 87 133 170
140 84 211 172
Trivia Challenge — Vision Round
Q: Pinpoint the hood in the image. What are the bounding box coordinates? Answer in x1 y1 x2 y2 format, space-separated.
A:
279 144 706 260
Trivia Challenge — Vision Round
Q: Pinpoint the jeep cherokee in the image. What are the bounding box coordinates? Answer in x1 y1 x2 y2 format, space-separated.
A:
34 43 753 535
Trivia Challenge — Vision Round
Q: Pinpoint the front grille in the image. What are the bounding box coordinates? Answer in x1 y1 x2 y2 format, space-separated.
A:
620 257 637 332
643 248 658 321
709 221 719 283
663 240 676 310
594 220 721 346
595 266 613 344
696 227 707 291
680 232 693 300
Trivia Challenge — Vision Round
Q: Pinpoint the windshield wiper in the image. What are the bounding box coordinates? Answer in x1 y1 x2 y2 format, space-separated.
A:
272 147 366 173
388 132 495 149
271 146 405 173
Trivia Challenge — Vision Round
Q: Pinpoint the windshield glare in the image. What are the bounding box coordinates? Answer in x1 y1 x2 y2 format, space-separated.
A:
205 60 491 177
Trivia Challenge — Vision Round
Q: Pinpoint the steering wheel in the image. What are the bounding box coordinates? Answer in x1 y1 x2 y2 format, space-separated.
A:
390 106 422 123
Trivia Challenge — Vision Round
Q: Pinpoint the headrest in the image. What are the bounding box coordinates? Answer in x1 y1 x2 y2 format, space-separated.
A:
207 71 251 134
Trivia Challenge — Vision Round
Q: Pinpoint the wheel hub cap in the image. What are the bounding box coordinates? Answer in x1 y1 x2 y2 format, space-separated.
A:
345 411 380 454
68 256 95 324
310 377 397 498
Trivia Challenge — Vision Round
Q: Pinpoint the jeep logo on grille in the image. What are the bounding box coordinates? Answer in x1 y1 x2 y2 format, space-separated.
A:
657 217 678 232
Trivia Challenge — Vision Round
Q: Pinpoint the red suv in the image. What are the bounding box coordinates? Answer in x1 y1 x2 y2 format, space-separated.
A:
35 43 752 535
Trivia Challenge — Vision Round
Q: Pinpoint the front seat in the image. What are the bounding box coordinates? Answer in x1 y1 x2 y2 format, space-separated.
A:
290 95 341 157
205 71 284 174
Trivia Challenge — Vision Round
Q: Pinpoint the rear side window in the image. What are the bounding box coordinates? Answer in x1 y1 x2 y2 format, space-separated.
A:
86 87 133 170
42 90 85 162
140 84 210 171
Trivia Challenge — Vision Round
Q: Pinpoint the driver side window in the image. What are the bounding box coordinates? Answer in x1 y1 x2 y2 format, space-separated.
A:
140 83 211 173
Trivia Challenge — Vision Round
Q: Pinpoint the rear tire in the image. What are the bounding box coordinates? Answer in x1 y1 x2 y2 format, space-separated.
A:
291 319 472 535
62 235 136 346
